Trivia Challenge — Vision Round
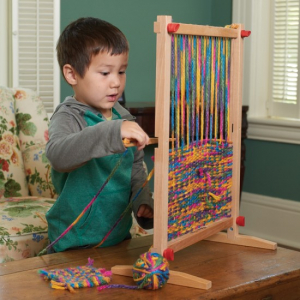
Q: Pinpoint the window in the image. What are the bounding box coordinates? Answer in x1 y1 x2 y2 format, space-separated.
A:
271 0 300 119
232 0 300 144
0 1 8 87
11 0 60 115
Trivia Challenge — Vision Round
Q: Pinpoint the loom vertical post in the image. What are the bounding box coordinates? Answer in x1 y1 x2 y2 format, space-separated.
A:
152 15 172 255
152 16 276 269
227 23 243 240
205 24 276 250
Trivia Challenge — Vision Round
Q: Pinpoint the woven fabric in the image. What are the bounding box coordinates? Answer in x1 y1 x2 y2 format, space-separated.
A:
39 259 112 292
167 34 233 242
168 141 232 241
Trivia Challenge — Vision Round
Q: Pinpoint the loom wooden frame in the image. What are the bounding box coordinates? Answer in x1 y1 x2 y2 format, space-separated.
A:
112 16 276 290
152 15 277 256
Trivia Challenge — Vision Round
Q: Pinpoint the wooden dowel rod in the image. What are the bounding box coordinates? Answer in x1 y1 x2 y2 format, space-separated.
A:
123 137 175 147
154 22 238 38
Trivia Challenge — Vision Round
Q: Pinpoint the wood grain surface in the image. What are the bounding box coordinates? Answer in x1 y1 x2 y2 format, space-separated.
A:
1 235 300 299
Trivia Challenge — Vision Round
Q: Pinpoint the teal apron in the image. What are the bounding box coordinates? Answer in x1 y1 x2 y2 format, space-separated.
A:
46 109 135 252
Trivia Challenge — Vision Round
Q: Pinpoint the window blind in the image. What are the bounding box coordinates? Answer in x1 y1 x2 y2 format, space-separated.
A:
13 0 59 114
272 0 299 106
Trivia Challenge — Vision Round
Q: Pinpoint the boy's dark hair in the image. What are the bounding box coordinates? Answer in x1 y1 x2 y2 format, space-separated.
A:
56 17 129 78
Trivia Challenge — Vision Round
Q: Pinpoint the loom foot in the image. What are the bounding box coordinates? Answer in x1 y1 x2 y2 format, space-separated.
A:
205 232 277 250
111 265 212 290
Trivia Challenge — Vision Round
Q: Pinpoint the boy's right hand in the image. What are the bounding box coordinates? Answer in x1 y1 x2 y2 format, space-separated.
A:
121 121 149 150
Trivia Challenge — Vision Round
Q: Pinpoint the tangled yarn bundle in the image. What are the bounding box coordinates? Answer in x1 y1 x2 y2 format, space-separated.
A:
39 258 112 293
132 252 170 289
98 252 169 291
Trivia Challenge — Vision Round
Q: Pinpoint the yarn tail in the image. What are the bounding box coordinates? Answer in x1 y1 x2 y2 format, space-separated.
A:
98 284 138 291
37 247 47 256
38 150 128 254
94 168 154 248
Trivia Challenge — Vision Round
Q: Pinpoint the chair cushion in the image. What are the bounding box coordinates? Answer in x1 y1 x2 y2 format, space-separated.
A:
0 87 29 199
0 196 55 262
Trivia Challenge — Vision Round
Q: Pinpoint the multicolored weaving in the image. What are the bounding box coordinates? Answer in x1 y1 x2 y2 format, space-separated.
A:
167 34 233 241
38 258 112 293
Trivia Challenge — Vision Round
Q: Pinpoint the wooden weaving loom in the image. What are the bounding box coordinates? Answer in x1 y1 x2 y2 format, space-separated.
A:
113 15 277 290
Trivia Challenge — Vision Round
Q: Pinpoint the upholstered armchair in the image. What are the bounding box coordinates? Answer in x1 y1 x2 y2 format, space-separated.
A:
0 86 152 263
0 87 56 262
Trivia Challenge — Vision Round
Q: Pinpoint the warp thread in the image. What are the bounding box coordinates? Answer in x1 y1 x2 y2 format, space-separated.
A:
168 33 233 242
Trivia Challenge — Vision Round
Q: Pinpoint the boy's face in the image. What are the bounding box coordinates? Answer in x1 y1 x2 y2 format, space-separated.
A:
72 51 128 117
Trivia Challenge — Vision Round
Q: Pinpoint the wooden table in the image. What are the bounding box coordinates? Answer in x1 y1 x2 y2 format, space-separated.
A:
1 235 300 300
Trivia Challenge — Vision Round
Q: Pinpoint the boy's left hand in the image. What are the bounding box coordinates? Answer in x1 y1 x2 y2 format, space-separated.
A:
137 204 153 218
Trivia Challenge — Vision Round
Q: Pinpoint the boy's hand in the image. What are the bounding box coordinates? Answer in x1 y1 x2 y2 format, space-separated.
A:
121 121 149 150
137 204 153 218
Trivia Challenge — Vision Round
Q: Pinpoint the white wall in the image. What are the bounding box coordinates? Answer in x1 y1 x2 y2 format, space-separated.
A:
240 192 300 250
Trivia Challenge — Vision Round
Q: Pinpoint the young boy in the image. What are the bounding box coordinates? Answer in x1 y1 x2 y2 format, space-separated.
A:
46 17 154 252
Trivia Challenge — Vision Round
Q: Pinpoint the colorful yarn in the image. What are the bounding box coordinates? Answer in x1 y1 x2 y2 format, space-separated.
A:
132 252 169 289
38 258 112 293
38 150 128 255
93 168 154 248
171 34 231 145
39 252 168 293
37 150 154 255
168 141 232 241
98 252 169 292
169 34 233 242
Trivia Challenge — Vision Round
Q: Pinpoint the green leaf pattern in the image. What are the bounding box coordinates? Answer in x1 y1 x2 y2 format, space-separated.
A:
0 197 53 262
0 87 56 261
16 112 37 137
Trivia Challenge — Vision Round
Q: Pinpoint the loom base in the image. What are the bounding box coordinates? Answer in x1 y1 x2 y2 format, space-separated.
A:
205 232 277 250
111 265 212 290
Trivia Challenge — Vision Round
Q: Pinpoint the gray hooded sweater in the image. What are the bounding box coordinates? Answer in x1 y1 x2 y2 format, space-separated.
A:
45 97 153 251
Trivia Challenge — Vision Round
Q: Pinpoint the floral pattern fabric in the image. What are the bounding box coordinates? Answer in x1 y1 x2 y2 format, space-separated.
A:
0 86 150 262
0 197 54 263
0 88 28 199
0 87 56 262
0 87 56 200
23 144 56 198
13 88 49 152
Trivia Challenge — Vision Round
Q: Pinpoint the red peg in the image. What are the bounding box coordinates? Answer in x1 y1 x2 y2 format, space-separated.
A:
236 216 245 226
163 248 174 261
241 30 251 38
167 23 180 33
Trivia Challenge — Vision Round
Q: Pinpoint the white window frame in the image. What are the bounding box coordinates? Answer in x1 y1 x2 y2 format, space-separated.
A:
233 0 300 144
1 0 60 118
0 0 9 87
53 0 61 117
270 0 300 119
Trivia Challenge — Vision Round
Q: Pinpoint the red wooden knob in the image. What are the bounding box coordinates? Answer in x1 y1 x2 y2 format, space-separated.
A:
241 30 251 38
163 248 174 261
167 23 180 33
236 216 245 226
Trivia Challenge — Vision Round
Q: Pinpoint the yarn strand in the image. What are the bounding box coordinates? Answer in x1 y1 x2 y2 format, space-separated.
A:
94 168 154 248
39 150 129 255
